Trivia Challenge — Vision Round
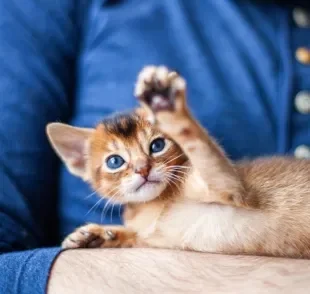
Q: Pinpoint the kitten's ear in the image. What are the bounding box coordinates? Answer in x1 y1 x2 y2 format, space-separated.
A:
46 123 94 180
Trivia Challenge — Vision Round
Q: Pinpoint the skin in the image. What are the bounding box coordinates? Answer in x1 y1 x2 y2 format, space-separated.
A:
47 249 310 294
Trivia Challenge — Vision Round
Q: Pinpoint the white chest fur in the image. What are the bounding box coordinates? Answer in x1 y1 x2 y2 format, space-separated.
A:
158 201 265 252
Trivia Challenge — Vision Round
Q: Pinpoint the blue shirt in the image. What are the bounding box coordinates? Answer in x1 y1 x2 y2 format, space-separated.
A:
0 0 309 293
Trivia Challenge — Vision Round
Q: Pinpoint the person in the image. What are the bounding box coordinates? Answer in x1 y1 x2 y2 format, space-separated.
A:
0 0 309 293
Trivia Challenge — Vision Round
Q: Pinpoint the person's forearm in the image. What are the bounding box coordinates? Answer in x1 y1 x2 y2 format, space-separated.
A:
48 249 310 294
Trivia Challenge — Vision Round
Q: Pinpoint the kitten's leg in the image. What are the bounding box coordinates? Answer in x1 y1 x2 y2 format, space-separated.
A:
135 66 246 207
62 224 140 249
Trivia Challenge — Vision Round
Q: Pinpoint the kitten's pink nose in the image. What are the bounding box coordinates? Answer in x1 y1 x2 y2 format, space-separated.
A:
134 160 151 178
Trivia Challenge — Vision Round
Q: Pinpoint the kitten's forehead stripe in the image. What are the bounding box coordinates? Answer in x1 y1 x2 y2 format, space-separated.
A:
102 112 138 138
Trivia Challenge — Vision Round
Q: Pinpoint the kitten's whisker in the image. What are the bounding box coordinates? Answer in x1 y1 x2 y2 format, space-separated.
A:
162 153 179 165
101 192 119 223
156 164 189 181
162 153 185 165
156 164 168 173
163 166 191 177
101 200 110 223
85 196 105 216
166 174 186 187
166 168 189 176
106 185 121 196
166 177 186 190
164 177 178 188
84 189 100 200
164 177 183 195
118 204 122 219
166 165 191 169
164 166 191 173
167 168 190 174
110 202 118 223
103 191 119 210
166 172 186 182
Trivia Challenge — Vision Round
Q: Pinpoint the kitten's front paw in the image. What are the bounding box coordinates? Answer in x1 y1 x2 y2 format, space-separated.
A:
62 224 117 249
134 66 186 114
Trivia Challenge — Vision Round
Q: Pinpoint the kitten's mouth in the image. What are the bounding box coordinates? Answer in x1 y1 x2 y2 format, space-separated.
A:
135 180 160 192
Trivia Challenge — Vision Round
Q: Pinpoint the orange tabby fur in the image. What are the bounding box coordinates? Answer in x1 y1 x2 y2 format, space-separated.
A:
47 66 310 258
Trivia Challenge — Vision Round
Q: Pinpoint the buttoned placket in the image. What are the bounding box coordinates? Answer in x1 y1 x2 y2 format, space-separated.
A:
292 6 310 159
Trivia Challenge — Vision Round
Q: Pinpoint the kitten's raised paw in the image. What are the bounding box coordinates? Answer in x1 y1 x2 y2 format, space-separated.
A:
134 66 186 113
62 224 117 249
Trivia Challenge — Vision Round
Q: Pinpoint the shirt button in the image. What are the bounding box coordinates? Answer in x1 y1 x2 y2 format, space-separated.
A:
293 7 310 28
295 91 310 114
294 145 310 159
296 48 310 64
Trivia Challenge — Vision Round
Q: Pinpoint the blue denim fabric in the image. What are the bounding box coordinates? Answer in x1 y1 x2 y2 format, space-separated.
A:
0 0 87 293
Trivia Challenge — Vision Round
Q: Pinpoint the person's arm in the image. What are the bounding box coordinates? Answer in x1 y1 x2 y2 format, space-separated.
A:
48 249 310 294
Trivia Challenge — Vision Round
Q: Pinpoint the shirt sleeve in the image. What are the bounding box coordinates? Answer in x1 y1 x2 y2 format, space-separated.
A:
0 248 62 294
0 1 89 293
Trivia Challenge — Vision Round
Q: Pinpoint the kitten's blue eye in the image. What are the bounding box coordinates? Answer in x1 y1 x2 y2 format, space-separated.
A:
106 155 125 169
150 138 166 154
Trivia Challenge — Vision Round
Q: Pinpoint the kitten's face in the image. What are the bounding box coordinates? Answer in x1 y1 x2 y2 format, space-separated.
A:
46 111 187 205
88 113 187 204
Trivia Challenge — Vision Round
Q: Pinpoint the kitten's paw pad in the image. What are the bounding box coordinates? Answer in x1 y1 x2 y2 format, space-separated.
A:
135 65 186 112
61 224 116 249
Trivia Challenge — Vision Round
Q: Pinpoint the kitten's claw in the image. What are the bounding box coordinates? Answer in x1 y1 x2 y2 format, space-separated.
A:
62 224 119 249
135 65 186 113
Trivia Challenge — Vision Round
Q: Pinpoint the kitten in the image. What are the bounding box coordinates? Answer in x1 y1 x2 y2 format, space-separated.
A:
47 66 310 258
